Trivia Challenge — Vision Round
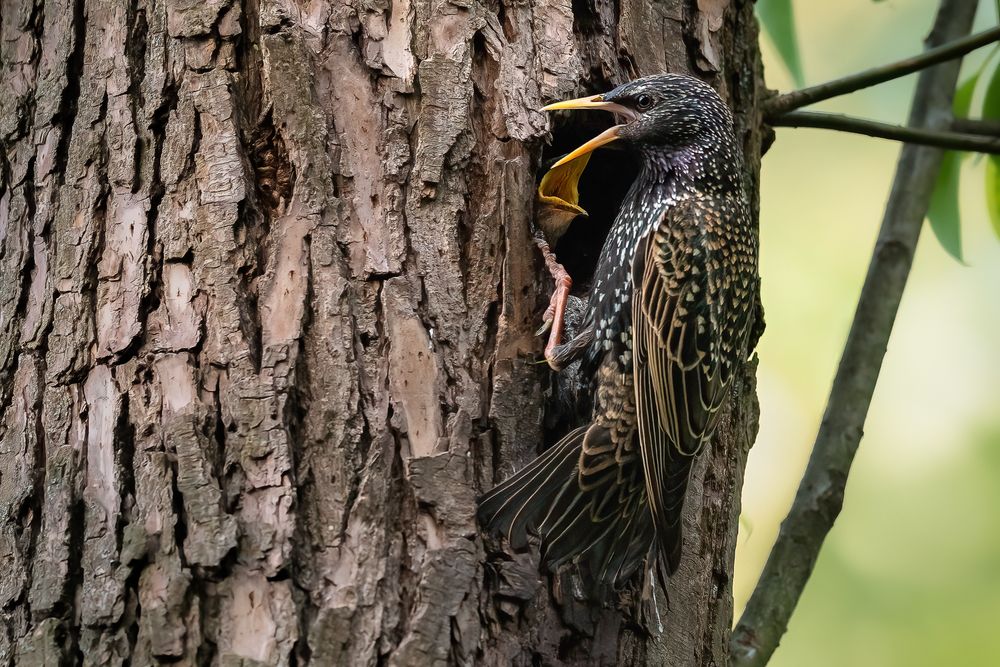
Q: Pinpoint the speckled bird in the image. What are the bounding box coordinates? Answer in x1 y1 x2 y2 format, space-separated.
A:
478 74 760 589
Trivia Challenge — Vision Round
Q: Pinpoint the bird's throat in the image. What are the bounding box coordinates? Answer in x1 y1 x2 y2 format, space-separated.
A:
638 142 740 198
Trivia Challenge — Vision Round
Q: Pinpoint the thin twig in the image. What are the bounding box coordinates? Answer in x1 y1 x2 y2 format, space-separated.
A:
770 110 1000 153
951 117 1000 135
764 24 1000 118
731 2 979 666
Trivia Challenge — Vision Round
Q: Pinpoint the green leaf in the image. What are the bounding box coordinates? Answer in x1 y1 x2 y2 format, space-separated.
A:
926 75 979 261
928 153 967 261
986 53 1000 120
987 159 1000 239
756 0 805 87
983 56 1000 240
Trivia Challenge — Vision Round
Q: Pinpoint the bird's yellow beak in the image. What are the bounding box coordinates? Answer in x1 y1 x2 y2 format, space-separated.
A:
541 94 635 168
535 151 592 244
541 94 626 113
547 125 622 168
537 152 591 218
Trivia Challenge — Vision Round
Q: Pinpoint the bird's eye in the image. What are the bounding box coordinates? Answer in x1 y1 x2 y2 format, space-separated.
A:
635 94 654 111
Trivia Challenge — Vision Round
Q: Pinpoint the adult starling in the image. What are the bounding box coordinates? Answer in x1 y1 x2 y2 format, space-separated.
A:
479 74 759 588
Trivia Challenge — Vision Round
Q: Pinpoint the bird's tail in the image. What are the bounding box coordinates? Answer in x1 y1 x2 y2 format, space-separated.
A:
478 425 654 589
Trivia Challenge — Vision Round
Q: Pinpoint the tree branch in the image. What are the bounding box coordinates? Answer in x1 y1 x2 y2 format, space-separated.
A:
770 110 1000 153
731 2 979 666
763 24 1000 118
952 117 1000 135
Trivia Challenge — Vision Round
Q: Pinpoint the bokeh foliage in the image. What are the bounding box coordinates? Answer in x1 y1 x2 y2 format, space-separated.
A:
742 2 1000 665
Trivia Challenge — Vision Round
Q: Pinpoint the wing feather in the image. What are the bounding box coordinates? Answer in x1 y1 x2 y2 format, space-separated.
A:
630 199 738 573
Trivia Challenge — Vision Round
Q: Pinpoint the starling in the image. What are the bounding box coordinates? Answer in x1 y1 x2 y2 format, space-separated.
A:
479 74 760 588
536 152 592 246
533 152 593 366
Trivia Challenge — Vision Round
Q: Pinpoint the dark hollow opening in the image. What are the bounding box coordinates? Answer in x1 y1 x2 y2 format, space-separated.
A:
540 115 640 296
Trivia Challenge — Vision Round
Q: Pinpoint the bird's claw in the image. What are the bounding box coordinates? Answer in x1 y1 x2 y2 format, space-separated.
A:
537 288 562 334
537 300 558 337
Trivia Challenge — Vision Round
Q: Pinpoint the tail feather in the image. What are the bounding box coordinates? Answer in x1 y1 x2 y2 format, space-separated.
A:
478 424 654 589
477 430 582 550
585 502 650 584
541 489 607 568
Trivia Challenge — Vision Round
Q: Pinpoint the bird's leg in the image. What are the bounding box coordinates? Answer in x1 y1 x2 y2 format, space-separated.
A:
533 232 573 370
546 324 594 371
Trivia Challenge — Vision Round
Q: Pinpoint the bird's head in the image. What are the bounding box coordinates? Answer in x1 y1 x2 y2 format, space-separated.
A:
543 74 735 169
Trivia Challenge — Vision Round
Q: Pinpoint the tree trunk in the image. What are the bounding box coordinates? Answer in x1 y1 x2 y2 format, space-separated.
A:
0 0 765 663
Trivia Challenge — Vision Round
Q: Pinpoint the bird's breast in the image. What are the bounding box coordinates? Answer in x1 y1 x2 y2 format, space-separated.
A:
584 194 675 374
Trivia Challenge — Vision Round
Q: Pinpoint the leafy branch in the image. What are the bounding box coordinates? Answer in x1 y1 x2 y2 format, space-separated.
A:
731 1 980 665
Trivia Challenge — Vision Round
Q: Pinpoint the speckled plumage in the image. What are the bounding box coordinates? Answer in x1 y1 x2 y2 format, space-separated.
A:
479 74 759 589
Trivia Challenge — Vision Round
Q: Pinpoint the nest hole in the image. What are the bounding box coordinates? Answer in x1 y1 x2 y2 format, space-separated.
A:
541 114 639 295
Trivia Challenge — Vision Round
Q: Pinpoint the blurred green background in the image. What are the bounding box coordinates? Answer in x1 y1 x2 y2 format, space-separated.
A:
737 1 1000 665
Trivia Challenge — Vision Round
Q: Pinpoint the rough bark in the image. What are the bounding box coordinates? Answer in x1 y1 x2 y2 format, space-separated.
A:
0 0 764 664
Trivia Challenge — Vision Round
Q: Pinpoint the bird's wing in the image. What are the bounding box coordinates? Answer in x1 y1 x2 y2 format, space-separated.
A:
630 197 735 572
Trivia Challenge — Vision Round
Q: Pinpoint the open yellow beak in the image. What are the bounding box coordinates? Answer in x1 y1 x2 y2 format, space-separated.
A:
537 152 591 218
548 125 621 168
535 151 592 243
541 94 636 168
